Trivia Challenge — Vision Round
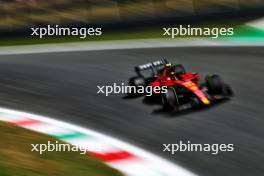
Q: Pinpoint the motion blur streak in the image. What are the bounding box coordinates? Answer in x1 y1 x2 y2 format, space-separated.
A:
1 0 263 28
0 47 263 176
0 107 196 176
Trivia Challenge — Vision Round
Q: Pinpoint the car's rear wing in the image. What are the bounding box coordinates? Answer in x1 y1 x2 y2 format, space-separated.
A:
135 59 169 77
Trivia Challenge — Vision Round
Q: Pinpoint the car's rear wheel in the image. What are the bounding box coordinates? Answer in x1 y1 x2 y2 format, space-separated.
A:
162 87 179 111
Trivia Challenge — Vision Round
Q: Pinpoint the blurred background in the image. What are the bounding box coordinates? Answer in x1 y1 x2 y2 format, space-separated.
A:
1 0 264 38
1 1 264 176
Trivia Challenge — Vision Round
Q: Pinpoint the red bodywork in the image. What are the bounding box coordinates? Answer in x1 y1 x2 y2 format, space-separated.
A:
150 72 210 105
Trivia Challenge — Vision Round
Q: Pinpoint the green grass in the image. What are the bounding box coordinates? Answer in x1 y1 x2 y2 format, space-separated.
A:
0 121 124 176
0 28 163 47
0 23 226 46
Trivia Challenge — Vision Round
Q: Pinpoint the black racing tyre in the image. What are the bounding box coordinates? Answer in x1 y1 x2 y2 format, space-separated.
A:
129 76 145 87
162 87 179 110
190 97 200 109
223 84 234 96
205 74 224 94
172 64 186 75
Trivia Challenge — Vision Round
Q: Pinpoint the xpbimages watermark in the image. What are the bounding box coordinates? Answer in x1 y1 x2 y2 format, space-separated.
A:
31 141 90 155
97 83 168 96
163 141 234 155
30 25 102 39
163 25 234 39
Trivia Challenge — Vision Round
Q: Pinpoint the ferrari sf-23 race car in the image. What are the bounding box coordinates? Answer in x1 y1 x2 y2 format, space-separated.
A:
128 59 233 111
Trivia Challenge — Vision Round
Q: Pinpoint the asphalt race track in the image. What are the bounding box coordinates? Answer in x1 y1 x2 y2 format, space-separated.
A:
0 47 263 176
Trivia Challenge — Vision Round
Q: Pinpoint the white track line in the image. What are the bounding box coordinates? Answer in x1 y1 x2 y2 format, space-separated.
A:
0 38 264 55
247 17 264 29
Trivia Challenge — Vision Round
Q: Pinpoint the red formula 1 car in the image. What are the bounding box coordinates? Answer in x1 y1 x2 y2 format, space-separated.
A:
128 59 233 111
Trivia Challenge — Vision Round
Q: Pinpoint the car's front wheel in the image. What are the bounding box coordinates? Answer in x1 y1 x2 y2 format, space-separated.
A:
190 97 201 109
162 87 179 111
205 74 224 94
